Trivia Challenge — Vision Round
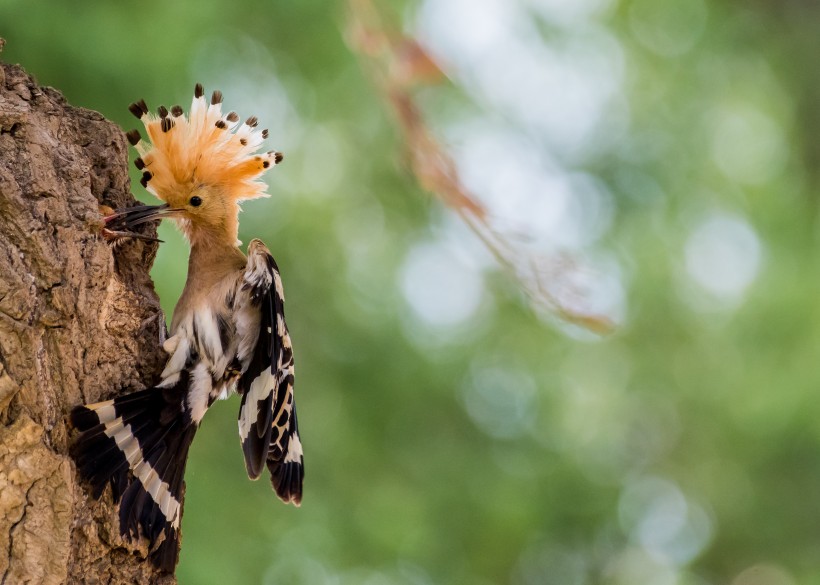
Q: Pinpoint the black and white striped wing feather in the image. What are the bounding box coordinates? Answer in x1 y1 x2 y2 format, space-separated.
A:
236 239 303 505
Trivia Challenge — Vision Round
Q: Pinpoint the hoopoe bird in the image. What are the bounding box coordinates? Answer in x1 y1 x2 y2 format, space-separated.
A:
70 84 302 572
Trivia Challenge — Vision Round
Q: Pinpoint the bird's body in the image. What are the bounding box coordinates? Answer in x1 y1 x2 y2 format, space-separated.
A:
70 85 302 572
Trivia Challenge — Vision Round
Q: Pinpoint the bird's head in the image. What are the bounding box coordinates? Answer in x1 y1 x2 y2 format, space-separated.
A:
112 84 282 248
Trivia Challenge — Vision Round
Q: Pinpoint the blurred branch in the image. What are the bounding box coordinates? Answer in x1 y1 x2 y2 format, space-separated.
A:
346 0 614 334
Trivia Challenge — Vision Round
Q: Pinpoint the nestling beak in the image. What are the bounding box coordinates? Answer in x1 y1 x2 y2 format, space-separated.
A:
101 203 183 244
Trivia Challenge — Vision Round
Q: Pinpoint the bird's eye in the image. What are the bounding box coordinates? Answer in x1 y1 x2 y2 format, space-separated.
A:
189 196 202 207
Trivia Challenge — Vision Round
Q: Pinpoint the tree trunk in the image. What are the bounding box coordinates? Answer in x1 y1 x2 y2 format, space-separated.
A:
0 48 176 584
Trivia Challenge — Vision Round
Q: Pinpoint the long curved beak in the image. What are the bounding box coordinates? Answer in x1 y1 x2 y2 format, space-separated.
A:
102 203 184 244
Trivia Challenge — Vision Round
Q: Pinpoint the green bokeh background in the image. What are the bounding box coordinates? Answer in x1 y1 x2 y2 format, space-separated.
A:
3 1 820 584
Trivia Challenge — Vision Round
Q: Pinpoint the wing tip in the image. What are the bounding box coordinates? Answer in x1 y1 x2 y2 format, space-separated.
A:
244 461 265 481
242 431 272 480
269 459 304 506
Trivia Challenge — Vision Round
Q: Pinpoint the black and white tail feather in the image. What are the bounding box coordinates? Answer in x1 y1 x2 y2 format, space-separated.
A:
70 240 302 572
70 376 196 571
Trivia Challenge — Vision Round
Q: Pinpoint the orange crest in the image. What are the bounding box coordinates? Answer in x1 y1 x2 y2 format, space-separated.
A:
126 84 282 207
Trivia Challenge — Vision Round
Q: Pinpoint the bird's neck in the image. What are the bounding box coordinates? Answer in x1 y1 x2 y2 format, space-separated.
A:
186 238 247 289
171 238 247 333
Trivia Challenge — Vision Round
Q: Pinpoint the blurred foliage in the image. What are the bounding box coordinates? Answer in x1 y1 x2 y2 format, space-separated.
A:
4 0 820 583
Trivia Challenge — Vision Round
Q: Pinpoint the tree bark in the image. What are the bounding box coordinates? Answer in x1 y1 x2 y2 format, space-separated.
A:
0 49 176 583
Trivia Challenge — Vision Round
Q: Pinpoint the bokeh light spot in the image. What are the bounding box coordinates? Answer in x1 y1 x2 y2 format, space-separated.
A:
526 0 615 27
711 105 788 186
399 240 485 327
684 212 763 304
619 477 713 566
460 364 537 439
731 564 796 585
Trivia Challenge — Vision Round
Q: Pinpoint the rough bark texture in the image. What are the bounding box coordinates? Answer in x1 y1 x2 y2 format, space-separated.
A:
0 50 176 583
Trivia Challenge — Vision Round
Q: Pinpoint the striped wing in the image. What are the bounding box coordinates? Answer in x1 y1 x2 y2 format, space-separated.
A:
236 239 303 504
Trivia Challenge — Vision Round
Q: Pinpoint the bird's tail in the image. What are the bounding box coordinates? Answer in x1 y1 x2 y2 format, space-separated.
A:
70 373 196 572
